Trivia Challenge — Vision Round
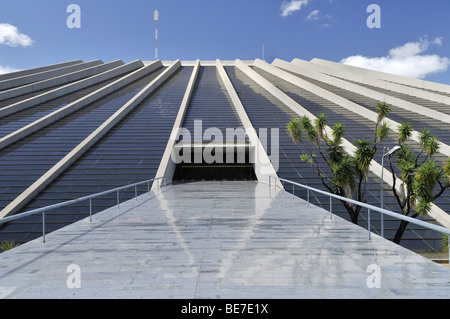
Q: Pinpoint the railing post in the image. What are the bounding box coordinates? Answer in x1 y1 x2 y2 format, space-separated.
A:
368 208 371 240
117 190 120 208
42 211 46 243
148 181 150 194
292 184 294 202
89 198 92 222
268 176 272 198
135 185 138 200
330 197 332 218
307 189 310 207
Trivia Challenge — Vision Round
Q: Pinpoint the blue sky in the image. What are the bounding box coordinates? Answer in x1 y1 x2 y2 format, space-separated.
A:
1 0 450 84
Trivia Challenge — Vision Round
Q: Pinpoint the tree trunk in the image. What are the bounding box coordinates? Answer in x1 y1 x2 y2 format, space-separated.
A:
341 201 359 224
393 220 409 244
350 215 359 225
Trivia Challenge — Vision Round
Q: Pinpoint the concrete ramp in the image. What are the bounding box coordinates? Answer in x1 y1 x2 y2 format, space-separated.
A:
0 181 448 299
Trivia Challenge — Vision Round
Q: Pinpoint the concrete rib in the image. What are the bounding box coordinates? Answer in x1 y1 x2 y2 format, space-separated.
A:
0 60 103 92
311 58 450 96
0 60 124 101
152 60 201 190
218 59 281 186
291 58 450 107
288 59 450 122
0 60 83 82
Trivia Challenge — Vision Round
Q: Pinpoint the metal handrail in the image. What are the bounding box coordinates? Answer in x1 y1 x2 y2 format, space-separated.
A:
269 175 450 281
269 176 450 237
0 176 166 242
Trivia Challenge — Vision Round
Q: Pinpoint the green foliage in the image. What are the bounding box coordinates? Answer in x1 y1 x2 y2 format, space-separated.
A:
300 116 318 144
394 140 445 217
398 121 413 143
326 140 345 165
286 118 302 144
376 122 390 142
376 102 391 122
442 235 449 253
1 241 16 252
424 143 441 163
387 120 450 243
354 139 375 176
285 102 389 224
300 154 312 164
413 160 439 215
331 122 345 144
443 158 450 184
331 155 356 195
419 128 432 146
314 112 328 140
396 145 417 186
414 199 432 216
415 160 439 192
420 131 439 156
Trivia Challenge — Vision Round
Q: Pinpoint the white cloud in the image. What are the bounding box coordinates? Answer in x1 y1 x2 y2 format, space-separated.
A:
307 10 320 20
340 37 450 79
433 37 443 46
0 65 20 75
281 0 310 17
305 9 335 27
0 23 34 47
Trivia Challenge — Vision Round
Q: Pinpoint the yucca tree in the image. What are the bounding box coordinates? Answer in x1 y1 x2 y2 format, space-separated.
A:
287 102 450 248
387 123 450 244
286 104 391 224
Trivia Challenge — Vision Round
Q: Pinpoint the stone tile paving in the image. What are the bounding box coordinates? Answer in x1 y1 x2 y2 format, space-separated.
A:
0 181 448 299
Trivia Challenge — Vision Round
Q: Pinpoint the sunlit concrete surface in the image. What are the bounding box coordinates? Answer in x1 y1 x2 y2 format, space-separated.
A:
0 181 449 299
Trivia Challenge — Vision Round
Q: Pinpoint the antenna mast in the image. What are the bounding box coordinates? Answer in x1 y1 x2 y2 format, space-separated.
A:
154 10 159 60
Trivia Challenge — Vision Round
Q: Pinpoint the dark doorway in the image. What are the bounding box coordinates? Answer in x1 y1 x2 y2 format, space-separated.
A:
172 144 256 181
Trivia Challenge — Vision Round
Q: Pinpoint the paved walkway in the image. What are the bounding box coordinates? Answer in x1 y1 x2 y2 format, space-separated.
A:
0 181 449 299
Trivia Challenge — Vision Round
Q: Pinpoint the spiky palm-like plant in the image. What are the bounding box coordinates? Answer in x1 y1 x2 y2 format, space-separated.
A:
287 102 450 248
387 130 450 244
286 106 389 224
